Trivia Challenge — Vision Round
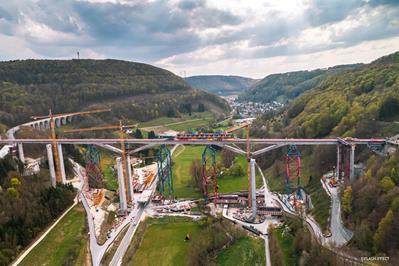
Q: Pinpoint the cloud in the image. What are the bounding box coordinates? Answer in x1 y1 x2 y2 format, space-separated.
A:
0 0 398 77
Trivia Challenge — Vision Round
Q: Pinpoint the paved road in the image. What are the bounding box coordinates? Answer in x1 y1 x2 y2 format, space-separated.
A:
321 176 353 246
108 144 179 266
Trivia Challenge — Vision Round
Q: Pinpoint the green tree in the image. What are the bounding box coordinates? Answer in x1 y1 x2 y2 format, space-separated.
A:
379 176 395 193
342 186 353 214
198 103 205 112
190 159 202 192
6 187 18 198
134 129 143 139
148 130 156 139
374 209 394 252
221 149 235 168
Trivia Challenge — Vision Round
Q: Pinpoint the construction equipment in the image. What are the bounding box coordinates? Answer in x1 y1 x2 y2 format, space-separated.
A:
32 108 111 184
63 123 138 133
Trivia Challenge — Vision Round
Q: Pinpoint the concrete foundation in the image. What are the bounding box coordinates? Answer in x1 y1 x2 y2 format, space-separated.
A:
46 144 56 187
57 144 67 184
117 157 127 212
250 158 256 218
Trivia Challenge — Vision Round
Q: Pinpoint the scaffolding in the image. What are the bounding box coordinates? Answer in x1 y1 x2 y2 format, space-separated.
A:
157 144 173 197
285 145 302 204
84 145 103 188
202 145 218 205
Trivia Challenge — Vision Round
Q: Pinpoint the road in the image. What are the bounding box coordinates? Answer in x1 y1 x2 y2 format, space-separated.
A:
321 176 353 246
108 144 179 266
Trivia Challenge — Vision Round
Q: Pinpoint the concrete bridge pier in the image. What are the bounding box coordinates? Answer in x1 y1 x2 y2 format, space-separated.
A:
336 144 340 179
126 156 134 204
46 144 56 188
17 143 25 164
250 158 257 218
55 118 61 127
116 157 127 212
57 144 67 184
349 145 355 183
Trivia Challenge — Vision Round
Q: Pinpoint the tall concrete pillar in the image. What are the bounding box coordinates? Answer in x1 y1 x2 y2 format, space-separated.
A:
349 145 355 183
126 156 134 203
18 143 25 164
57 144 67 184
250 158 257 218
55 118 61 127
46 144 56 187
117 157 127 212
336 144 340 179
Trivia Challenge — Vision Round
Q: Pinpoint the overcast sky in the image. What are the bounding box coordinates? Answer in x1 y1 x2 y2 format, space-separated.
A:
0 0 398 78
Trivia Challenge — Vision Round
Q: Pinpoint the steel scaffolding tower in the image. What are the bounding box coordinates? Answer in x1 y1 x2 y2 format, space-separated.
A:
286 145 301 202
85 145 103 188
202 145 218 205
157 144 173 197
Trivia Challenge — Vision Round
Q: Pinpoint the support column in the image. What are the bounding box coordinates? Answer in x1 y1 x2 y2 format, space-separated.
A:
46 144 56 188
349 145 355 183
18 143 25 164
336 144 340 179
250 158 257 218
126 155 134 203
57 144 67 184
117 157 127 212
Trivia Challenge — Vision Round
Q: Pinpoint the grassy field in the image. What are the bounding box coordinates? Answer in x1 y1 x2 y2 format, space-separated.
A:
100 152 118 191
270 227 296 266
19 206 88 266
216 236 265 266
139 112 215 132
172 145 263 199
172 145 203 198
128 217 202 266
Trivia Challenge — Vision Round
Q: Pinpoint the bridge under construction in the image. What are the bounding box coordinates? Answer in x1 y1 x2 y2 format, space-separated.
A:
1 135 395 215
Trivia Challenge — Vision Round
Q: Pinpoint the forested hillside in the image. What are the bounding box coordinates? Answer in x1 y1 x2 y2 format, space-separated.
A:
0 59 230 129
0 156 76 265
239 64 361 103
185 75 257 96
283 54 399 138
252 51 399 263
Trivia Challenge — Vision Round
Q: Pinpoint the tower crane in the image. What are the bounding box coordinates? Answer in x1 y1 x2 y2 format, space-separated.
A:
63 121 138 203
30 108 111 184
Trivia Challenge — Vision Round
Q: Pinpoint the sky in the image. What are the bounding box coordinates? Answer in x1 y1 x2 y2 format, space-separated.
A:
0 0 398 78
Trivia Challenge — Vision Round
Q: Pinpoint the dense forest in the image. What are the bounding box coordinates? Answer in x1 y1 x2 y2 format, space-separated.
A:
239 64 361 103
0 59 230 130
0 156 76 265
185 75 257 96
252 51 399 263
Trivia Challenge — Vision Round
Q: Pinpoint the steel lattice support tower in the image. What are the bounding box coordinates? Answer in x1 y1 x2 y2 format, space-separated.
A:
202 145 218 205
85 145 103 188
157 144 173 197
286 145 302 202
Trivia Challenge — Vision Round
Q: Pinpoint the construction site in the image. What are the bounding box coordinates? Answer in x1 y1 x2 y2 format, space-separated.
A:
2 107 398 266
